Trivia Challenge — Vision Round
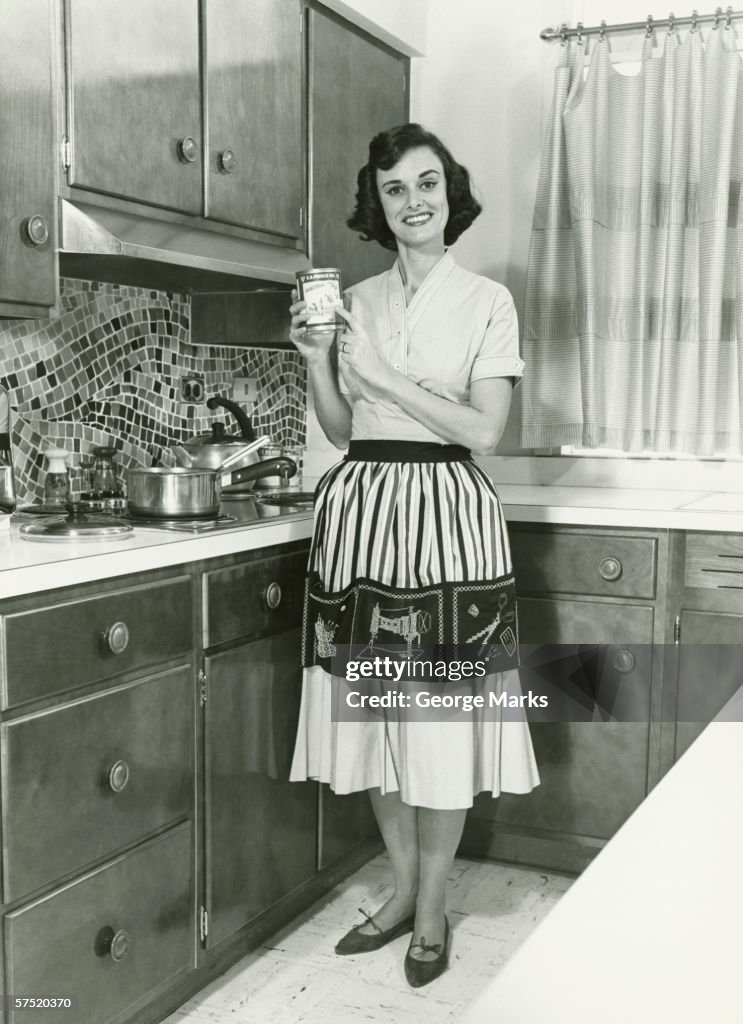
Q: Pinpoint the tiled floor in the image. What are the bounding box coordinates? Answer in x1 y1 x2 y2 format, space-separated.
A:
163 855 573 1024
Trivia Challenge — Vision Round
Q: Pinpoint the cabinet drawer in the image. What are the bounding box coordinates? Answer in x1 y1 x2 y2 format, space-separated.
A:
1 576 193 707
1 666 193 902
684 532 743 591
4 824 193 1024
204 547 309 648
510 530 657 599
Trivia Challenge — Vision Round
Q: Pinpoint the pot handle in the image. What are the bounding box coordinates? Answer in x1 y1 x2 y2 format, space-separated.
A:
222 457 297 488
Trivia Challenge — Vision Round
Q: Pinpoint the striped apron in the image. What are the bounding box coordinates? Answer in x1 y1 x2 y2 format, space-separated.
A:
289 440 540 809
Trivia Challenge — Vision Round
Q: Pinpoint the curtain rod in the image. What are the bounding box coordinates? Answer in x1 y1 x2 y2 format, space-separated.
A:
540 7 742 42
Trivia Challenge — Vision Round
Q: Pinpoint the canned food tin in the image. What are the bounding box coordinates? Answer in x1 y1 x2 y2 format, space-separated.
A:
296 268 343 332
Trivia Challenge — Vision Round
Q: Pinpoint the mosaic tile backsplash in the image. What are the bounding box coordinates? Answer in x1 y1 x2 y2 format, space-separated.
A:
0 278 306 504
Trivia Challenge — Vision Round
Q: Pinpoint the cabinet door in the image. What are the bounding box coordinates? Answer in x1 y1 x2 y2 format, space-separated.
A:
469 597 654 842
65 0 201 214
309 7 408 286
675 610 743 760
205 629 317 948
0 0 57 314
205 0 303 238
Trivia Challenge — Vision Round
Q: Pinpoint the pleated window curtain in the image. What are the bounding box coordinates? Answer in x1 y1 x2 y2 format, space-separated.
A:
521 26 743 456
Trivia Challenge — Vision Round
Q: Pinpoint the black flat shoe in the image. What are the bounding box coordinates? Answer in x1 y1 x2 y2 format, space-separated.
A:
404 916 451 988
335 907 416 956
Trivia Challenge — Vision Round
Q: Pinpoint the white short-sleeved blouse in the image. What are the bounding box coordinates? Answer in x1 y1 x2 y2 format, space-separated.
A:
340 251 524 444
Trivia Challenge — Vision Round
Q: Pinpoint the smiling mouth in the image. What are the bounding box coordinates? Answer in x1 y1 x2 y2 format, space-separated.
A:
402 212 433 226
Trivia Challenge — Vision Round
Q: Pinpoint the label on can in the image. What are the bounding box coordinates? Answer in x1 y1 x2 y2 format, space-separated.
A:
296 268 343 331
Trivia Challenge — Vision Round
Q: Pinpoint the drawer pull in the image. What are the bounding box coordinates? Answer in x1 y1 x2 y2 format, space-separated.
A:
263 582 282 610
108 928 131 963
611 649 636 674
599 556 623 582
107 759 130 793
103 621 130 655
177 136 199 163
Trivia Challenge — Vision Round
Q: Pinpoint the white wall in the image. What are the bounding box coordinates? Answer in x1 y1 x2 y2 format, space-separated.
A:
410 0 573 451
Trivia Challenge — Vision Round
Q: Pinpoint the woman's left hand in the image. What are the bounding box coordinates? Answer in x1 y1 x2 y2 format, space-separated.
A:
336 307 393 393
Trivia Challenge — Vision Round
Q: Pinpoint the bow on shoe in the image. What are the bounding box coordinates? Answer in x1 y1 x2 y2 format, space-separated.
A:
408 935 443 956
355 907 383 935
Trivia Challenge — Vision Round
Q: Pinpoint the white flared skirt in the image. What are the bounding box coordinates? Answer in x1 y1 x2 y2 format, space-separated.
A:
289 449 540 809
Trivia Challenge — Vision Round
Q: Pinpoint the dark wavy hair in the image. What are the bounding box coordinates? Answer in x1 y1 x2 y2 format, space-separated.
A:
346 123 482 251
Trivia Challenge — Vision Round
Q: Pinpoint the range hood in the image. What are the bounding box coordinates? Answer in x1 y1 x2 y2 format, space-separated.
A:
58 199 310 294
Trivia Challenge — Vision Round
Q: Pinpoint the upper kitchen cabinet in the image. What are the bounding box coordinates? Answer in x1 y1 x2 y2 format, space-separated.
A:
0 0 58 317
308 4 408 286
65 0 202 215
64 0 302 240
204 0 303 239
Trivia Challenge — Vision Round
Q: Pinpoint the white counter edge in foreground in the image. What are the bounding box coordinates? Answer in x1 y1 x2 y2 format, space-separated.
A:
461 685 743 1024
0 514 315 601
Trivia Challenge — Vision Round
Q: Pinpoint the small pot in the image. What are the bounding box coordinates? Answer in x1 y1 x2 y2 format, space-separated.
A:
126 457 297 518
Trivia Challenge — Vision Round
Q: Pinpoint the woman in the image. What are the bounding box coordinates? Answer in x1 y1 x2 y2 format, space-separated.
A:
289 123 539 988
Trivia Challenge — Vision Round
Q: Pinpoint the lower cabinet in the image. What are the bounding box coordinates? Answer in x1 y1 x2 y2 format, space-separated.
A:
674 532 743 760
462 524 670 874
204 628 317 949
0 540 383 1024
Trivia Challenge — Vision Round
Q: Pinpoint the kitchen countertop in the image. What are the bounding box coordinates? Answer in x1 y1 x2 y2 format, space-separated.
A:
461 684 743 1024
496 483 743 530
1 479 742 600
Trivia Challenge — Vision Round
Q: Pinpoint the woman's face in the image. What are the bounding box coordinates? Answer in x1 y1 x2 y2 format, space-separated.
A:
376 146 449 250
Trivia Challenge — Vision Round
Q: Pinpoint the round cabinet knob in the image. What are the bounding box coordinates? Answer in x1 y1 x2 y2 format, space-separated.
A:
611 649 636 674
109 929 131 963
263 582 282 610
107 759 130 793
103 621 130 655
177 136 199 164
599 556 623 582
24 214 50 246
218 148 237 174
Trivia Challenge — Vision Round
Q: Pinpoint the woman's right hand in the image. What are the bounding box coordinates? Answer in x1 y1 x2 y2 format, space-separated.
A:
289 292 336 364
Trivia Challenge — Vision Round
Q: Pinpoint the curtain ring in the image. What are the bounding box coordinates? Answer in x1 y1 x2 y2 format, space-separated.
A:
725 5 734 28
576 21 584 45
690 9 698 32
645 14 654 37
559 23 568 46
599 19 607 41
714 6 723 29
667 11 676 35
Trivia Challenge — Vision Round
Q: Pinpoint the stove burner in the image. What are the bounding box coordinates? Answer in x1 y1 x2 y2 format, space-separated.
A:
125 512 239 533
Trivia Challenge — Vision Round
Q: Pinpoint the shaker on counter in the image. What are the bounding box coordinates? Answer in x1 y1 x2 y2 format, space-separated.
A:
43 447 71 506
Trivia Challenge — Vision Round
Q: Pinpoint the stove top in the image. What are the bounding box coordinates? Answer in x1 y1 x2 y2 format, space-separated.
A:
127 496 313 532
14 494 314 535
